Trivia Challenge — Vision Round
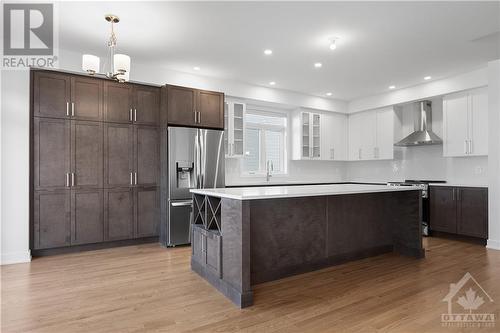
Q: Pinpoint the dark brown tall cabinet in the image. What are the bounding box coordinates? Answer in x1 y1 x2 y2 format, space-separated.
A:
31 69 161 254
429 186 488 239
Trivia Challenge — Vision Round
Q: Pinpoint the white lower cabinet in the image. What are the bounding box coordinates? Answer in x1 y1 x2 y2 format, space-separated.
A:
443 87 488 157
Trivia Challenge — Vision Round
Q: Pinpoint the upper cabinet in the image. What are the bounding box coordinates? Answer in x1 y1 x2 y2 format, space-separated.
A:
104 81 160 126
348 107 394 161
321 112 348 161
224 100 245 158
166 85 224 129
33 71 103 121
292 111 321 160
443 87 488 157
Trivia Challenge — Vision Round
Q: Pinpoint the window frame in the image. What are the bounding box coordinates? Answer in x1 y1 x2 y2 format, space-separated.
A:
240 107 288 177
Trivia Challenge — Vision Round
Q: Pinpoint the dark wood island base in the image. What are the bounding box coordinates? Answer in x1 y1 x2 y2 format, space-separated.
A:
190 189 423 308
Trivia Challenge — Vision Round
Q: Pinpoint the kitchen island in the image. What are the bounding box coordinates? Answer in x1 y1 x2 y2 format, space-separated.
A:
190 184 423 308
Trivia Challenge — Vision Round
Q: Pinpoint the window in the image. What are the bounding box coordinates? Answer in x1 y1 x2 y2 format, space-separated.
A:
242 108 287 175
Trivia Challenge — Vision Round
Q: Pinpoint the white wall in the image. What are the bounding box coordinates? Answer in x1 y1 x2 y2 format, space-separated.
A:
0 49 346 264
347 97 489 184
487 60 500 250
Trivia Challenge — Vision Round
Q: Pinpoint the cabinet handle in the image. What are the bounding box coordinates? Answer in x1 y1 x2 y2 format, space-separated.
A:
194 111 197 123
134 172 138 185
66 102 70 116
468 140 473 154
130 172 133 185
452 188 455 201
66 173 70 187
71 173 75 187
198 111 201 124
71 102 75 117
130 108 133 122
134 108 137 122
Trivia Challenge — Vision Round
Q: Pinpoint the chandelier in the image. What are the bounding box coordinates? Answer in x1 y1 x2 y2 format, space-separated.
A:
82 14 130 82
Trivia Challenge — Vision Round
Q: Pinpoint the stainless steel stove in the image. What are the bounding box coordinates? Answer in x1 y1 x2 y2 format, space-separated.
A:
387 180 446 236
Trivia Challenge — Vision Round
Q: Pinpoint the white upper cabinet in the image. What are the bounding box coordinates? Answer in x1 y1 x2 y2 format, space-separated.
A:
224 100 245 158
443 87 488 157
348 107 394 161
292 111 322 160
321 112 348 161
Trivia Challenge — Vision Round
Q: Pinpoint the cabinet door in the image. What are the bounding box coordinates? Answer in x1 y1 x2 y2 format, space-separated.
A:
320 113 334 160
135 187 159 238
205 231 222 278
71 189 104 245
231 102 245 156
134 85 160 126
134 126 159 186
167 85 196 126
469 88 488 156
104 81 133 123
33 71 71 119
360 111 376 160
104 123 134 188
429 187 457 233
443 92 469 157
348 113 362 160
33 190 71 249
301 112 311 158
197 90 224 129
71 121 103 188
376 108 394 160
457 187 488 238
104 188 134 241
192 225 206 265
33 118 71 190
332 113 348 160
311 113 321 159
71 76 103 121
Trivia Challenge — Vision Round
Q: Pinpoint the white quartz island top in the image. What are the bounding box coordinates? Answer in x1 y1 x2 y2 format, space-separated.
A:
190 184 420 200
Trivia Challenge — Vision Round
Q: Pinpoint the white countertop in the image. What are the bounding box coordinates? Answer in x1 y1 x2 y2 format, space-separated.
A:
190 184 420 200
429 183 488 188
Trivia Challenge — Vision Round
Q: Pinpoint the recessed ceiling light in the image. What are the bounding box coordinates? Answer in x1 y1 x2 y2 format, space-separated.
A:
326 92 332 96
329 37 338 50
269 81 276 86
264 49 273 55
314 62 322 68
388 85 396 90
193 66 200 71
424 76 432 80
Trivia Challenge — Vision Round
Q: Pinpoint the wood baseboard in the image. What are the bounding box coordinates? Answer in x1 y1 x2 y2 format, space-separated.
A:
31 237 159 257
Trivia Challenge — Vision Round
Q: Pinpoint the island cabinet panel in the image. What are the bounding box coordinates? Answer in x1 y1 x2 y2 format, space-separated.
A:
429 186 487 239
250 197 327 283
33 190 71 249
33 71 71 119
327 193 393 257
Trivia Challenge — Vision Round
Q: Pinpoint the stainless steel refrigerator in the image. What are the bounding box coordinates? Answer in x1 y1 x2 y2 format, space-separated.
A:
166 127 225 246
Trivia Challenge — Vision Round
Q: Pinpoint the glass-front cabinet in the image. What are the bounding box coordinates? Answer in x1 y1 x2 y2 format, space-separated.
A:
224 100 245 158
301 112 321 159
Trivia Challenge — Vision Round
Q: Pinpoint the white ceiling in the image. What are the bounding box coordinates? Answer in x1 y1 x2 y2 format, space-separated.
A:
59 1 500 101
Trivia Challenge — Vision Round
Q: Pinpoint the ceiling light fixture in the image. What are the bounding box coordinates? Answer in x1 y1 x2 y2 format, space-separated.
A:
82 14 131 82
424 76 432 80
264 49 273 55
326 92 332 96
329 37 339 50
193 66 201 71
269 81 276 86
389 85 396 90
314 62 322 68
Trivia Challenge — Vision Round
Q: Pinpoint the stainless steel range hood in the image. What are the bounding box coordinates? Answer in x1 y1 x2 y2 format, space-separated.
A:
394 100 442 146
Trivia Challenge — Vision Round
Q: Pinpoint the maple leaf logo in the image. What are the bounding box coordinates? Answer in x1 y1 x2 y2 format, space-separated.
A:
457 288 485 313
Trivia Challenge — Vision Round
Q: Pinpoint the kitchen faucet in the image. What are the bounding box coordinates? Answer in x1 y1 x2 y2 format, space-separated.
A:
266 160 274 182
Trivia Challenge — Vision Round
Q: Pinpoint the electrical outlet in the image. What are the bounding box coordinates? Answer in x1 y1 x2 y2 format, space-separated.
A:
475 166 483 175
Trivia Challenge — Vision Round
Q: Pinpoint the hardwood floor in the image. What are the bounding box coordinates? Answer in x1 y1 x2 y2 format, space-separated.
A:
2 237 499 333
